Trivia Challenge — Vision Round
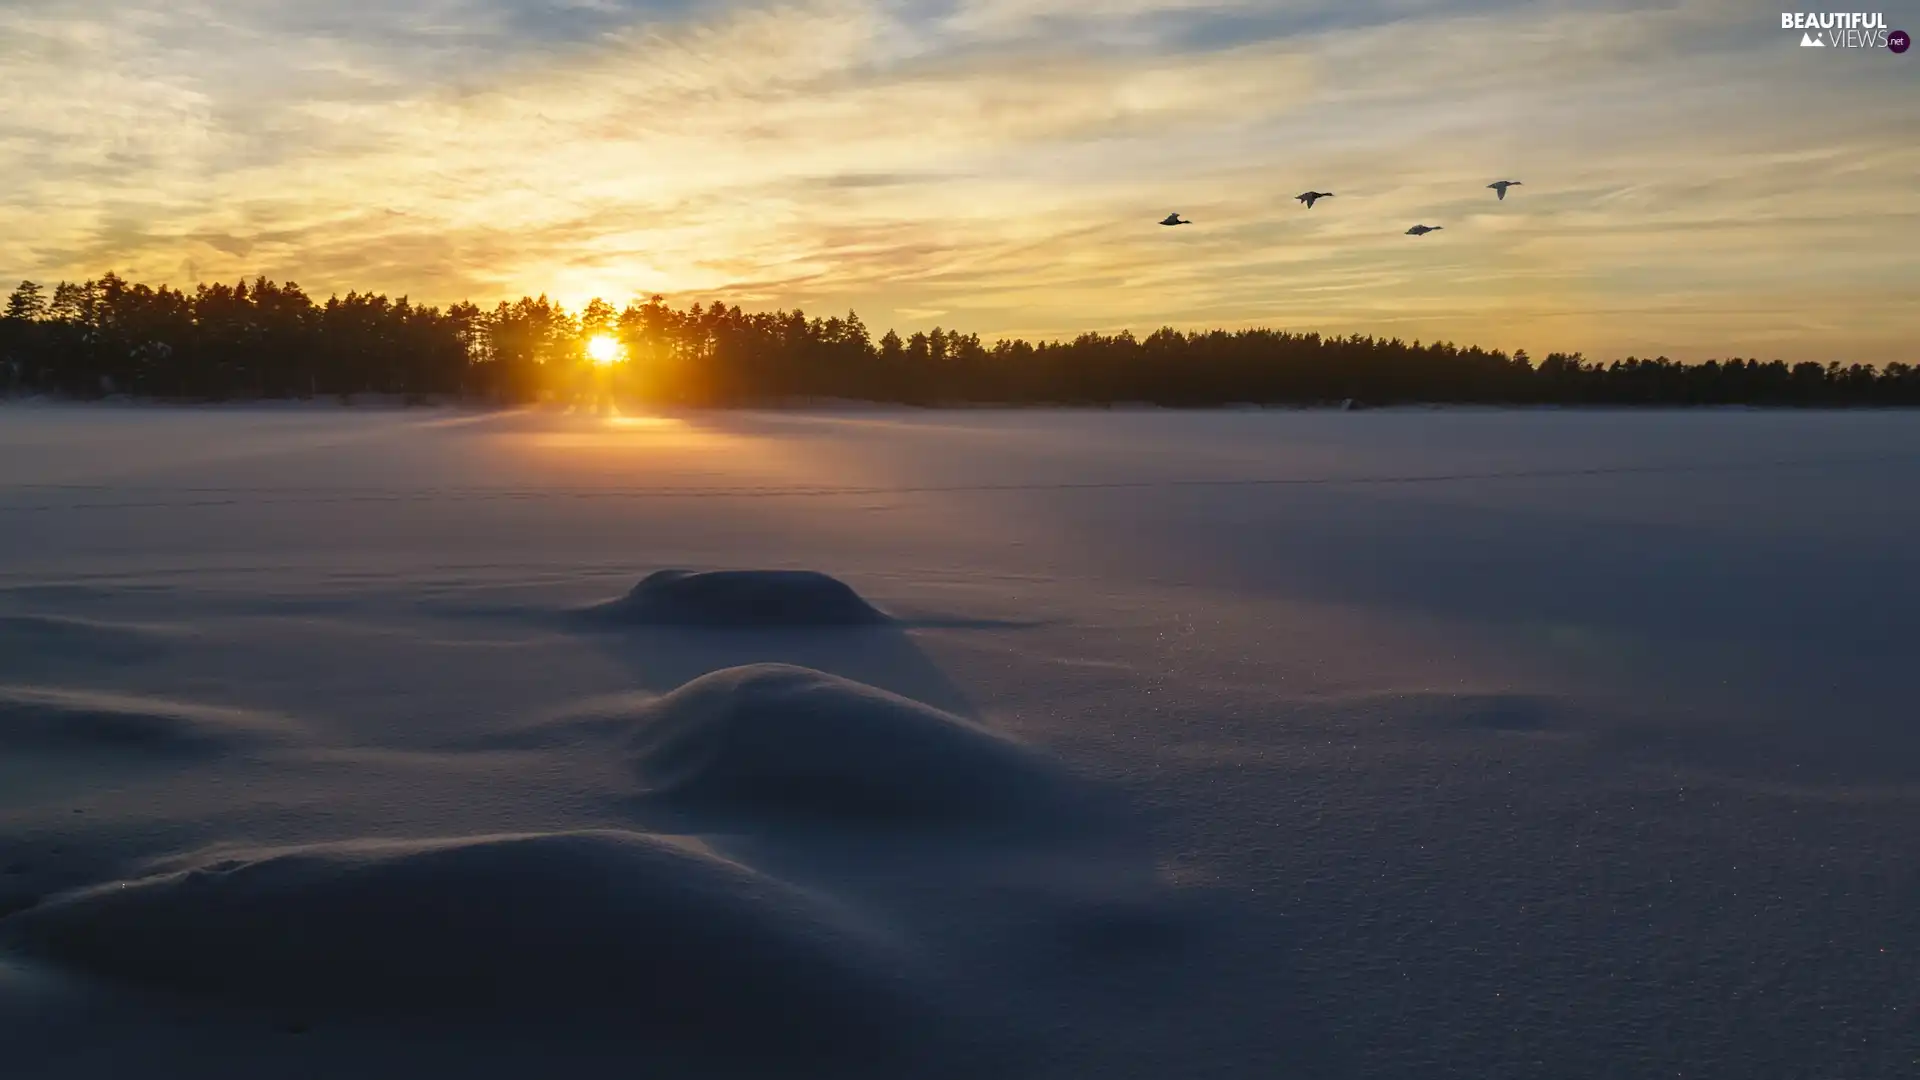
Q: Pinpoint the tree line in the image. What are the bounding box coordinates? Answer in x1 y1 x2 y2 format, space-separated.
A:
2 274 1915 407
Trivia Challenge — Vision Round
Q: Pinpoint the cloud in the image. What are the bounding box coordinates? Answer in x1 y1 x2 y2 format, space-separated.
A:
0 0 1913 364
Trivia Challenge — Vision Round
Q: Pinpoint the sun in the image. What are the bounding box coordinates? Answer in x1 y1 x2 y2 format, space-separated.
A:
585 334 623 365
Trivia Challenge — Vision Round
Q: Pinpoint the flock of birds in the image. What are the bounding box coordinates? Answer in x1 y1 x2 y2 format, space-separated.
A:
1159 180 1522 234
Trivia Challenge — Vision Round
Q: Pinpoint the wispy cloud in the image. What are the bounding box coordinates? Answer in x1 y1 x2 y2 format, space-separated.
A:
1 0 1913 362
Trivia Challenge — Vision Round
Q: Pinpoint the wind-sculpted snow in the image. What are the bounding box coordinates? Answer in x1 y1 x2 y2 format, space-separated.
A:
626 664 1088 828
0 686 299 758
0 830 945 1069
481 664 1099 832
585 569 890 628
2 408 1918 1080
0 614 178 671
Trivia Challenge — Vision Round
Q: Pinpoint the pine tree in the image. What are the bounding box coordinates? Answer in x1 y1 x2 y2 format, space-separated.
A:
5 281 46 322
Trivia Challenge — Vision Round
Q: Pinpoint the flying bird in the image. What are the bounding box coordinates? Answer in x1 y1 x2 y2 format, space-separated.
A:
1488 180 1522 200
1405 225 1443 236
1159 213 1190 226
1296 191 1333 209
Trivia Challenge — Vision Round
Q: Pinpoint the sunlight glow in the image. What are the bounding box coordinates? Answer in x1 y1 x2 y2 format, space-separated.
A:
604 414 686 430
5 1 1914 365
586 334 624 365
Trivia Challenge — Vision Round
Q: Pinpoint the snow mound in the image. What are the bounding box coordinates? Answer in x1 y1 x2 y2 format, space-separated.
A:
588 569 889 627
0 830 936 1065
629 664 1081 827
0 686 299 757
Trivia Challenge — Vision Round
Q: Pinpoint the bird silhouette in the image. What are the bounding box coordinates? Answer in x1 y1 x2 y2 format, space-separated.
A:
1405 224 1443 236
1296 191 1333 209
1159 213 1190 226
1488 180 1521 201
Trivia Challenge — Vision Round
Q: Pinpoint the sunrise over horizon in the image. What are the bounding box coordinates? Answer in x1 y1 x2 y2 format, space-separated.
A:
3 0 1915 365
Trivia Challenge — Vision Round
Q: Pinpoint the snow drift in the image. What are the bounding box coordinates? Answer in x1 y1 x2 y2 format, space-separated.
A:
0 686 298 758
0 830 940 1067
7 409 1914 1080
0 614 176 669
585 569 889 627
626 664 1085 828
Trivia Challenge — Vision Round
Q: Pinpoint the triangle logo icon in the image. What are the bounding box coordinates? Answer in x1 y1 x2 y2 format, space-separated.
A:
1800 31 1824 46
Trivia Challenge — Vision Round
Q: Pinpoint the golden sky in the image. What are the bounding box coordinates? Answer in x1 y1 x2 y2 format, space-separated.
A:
2 0 1915 363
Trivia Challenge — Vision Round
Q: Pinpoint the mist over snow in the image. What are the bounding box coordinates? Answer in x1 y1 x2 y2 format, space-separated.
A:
1 404 1918 1077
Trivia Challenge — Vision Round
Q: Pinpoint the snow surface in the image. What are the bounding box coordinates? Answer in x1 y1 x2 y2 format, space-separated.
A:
1 404 1917 1078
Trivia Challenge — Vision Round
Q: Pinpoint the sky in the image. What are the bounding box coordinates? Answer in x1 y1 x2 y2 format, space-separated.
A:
1 0 1915 363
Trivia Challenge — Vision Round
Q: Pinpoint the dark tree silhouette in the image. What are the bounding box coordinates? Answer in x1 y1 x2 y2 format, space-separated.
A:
1 274 1913 408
